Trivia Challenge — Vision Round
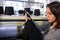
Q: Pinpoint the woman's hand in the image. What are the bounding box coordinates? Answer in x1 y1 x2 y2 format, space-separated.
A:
24 12 31 22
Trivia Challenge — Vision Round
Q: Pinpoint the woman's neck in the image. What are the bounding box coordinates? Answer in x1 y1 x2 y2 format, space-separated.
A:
51 21 57 29
50 19 60 29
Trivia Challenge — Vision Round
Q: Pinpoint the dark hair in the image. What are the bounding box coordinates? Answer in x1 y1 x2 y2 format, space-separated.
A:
47 1 60 27
47 1 60 18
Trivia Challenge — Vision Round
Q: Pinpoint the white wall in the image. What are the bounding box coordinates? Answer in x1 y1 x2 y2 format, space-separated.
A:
50 0 59 2
0 0 3 6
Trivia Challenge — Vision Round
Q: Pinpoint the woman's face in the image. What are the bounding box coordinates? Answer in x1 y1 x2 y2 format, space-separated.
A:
46 7 56 23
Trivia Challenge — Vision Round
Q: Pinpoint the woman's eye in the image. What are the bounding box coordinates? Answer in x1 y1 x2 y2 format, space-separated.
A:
48 13 52 15
49 13 52 15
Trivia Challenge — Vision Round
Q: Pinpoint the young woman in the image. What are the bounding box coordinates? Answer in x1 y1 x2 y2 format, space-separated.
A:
44 1 60 40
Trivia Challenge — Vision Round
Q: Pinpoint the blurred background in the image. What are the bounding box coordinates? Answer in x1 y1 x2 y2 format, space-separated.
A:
0 0 60 40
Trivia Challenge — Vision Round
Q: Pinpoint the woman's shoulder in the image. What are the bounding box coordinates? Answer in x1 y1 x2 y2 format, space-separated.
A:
44 28 60 40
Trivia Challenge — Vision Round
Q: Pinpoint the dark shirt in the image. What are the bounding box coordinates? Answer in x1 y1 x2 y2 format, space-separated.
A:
23 20 43 40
